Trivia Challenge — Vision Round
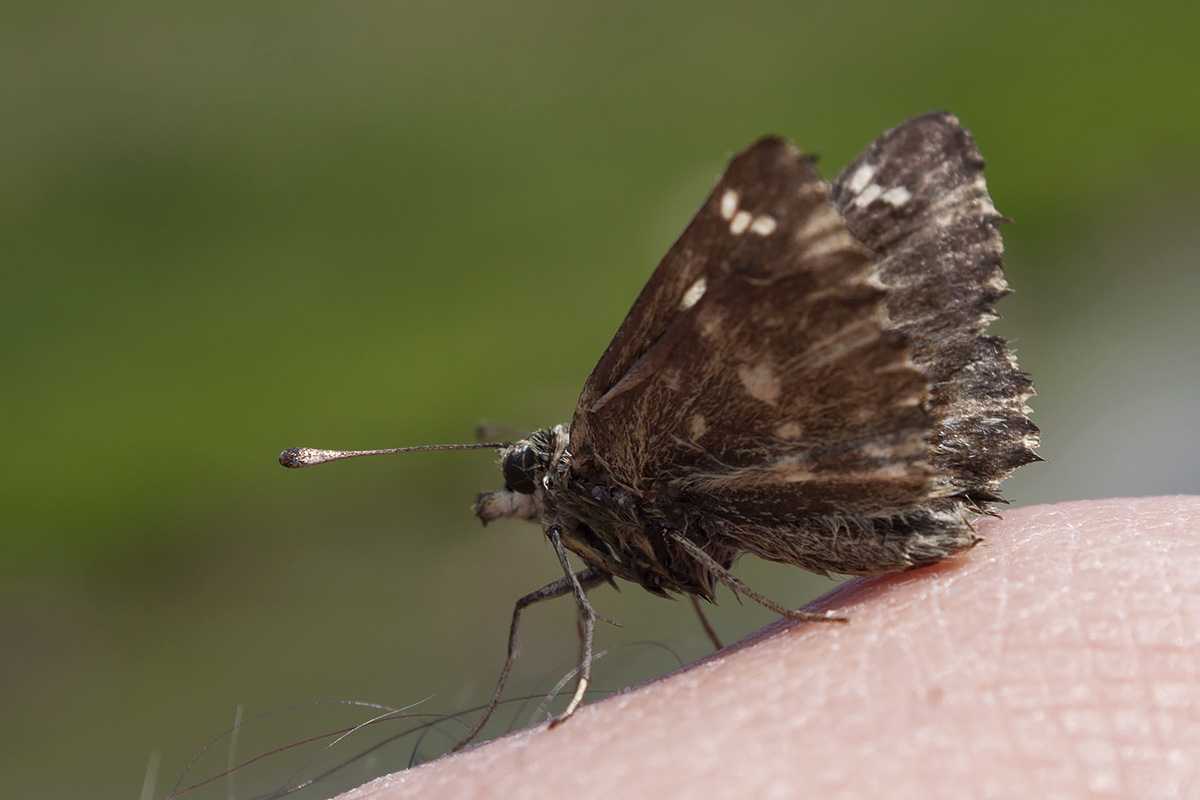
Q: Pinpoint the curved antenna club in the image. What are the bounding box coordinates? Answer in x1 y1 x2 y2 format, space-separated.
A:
279 442 505 469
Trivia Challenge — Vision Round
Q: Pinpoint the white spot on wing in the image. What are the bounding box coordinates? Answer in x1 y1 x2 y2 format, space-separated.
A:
737 362 781 405
881 186 912 206
720 190 739 220
864 273 888 291
749 215 777 236
730 210 753 235
680 277 707 310
690 414 707 440
848 165 876 194
805 229 855 259
796 181 827 200
854 184 883 208
776 421 803 439
793 203 842 244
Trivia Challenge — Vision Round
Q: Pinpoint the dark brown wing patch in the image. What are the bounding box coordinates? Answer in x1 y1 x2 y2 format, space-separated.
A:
570 138 941 518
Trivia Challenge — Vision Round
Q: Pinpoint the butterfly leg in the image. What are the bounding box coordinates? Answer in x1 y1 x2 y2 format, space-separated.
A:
454 558 607 750
689 594 724 650
668 531 847 624
545 525 609 728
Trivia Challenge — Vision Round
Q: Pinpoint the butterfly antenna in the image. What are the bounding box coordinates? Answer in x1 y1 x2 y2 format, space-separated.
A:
279 442 505 469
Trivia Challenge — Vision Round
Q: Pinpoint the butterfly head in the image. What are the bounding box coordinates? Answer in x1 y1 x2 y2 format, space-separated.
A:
498 426 563 495
500 441 541 494
474 424 569 524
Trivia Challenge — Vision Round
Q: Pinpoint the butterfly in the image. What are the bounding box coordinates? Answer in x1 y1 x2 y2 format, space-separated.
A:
282 111 1040 748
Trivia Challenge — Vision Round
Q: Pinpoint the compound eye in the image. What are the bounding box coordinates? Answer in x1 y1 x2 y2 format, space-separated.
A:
501 444 540 494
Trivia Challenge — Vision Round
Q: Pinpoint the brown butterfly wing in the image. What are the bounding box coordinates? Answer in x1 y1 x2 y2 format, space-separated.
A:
569 137 939 519
829 112 1040 502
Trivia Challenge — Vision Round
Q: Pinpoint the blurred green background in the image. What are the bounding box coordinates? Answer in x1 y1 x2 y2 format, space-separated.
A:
3 2 1198 798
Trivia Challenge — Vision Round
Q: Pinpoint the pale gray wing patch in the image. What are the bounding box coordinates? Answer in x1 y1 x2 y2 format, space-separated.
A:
830 111 1039 498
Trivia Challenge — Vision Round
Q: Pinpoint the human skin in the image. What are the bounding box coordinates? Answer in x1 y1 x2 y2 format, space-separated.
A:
338 497 1200 799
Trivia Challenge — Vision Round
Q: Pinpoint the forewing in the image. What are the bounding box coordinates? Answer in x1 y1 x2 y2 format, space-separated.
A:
829 112 1040 500
570 138 939 518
